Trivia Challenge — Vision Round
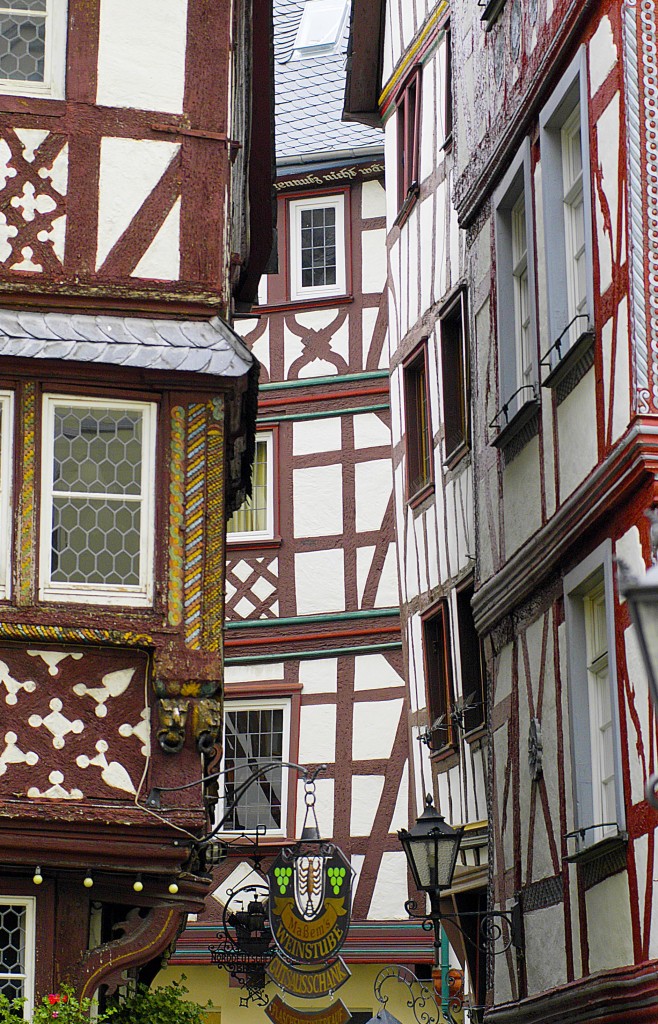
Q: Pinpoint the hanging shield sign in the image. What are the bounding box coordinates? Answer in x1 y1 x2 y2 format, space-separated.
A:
268 845 352 965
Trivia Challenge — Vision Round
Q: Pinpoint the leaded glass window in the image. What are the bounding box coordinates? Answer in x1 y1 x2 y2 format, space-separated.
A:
40 396 156 606
0 899 35 1019
221 702 290 833
0 0 66 97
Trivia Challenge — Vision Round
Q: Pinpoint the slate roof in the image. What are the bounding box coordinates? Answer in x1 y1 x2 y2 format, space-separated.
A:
274 0 384 164
0 309 253 378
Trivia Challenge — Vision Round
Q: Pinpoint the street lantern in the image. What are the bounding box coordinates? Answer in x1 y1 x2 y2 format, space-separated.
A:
398 794 464 896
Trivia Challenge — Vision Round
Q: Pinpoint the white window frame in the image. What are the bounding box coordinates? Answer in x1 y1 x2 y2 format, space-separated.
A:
0 896 36 1021
38 394 157 607
218 698 291 837
289 193 346 302
539 48 594 363
293 0 349 57
0 0 67 100
227 431 274 542
0 391 13 601
493 138 538 419
564 540 625 852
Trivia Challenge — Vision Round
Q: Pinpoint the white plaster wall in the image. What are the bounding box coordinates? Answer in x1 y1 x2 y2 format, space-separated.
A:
96 138 180 269
602 298 630 445
97 0 188 113
293 465 343 538
351 775 385 835
225 662 284 683
390 760 409 831
589 15 618 96
624 624 651 806
557 369 598 500
293 417 341 455
362 229 388 293
295 777 334 838
354 653 404 691
524 906 567 996
352 699 403 760
353 412 390 449
361 306 380 368
595 93 621 295
585 872 634 972
299 657 337 693
298 704 336 764
132 197 180 280
503 437 542 557
361 179 386 219
355 460 393 533
295 550 345 614
368 851 409 920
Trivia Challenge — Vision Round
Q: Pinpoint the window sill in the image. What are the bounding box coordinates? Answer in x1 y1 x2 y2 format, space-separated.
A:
408 480 435 510
394 185 420 229
541 328 595 405
480 0 507 29
443 439 470 472
430 743 459 768
39 587 153 608
564 829 627 866
491 397 540 465
227 536 282 552
464 724 487 747
255 295 353 315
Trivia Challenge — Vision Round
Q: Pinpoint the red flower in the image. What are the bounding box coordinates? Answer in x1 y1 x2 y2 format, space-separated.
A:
61 995 68 1003
47 995 59 1005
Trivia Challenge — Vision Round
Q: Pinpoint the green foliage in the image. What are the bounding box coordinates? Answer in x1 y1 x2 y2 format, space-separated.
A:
31 987 112 1024
110 980 208 1024
0 992 26 1024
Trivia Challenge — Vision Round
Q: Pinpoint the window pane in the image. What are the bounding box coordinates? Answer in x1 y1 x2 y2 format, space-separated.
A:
0 14 45 82
53 407 143 496
223 707 285 830
298 206 337 289
227 436 270 535
0 904 25 977
51 497 141 585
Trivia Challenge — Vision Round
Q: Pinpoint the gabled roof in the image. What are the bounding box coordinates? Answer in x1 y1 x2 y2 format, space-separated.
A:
0 309 253 378
274 0 383 165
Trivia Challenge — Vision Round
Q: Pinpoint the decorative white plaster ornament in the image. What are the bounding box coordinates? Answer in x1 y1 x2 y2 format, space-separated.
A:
27 649 84 676
28 698 85 749
0 661 37 705
73 667 135 717
27 770 83 800
118 708 151 756
76 739 136 794
0 731 39 776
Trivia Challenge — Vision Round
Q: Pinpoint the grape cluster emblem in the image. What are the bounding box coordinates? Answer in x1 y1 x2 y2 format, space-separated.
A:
328 865 346 895
274 865 293 895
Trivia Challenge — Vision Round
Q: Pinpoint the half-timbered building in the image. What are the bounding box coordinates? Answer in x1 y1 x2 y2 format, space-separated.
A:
450 1 658 1020
0 0 273 1012
344 0 489 1015
160 0 434 1016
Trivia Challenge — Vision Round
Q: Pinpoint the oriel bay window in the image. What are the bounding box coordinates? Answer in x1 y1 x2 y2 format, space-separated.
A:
39 395 156 606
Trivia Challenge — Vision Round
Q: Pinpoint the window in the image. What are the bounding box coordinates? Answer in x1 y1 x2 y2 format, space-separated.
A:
289 194 346 301
0 0 67 98
220 700 291 834
443 25 453 144
397 67 421 210
403 342 433 501
227 432 274 542
39 396 157 606
564 541 623 850
0 898 35 1020
493 139 538 422
540 50 594 361
0 392 13 601
456 583 486 735
440 290 469 464
423 602 454 752
293 0 349 57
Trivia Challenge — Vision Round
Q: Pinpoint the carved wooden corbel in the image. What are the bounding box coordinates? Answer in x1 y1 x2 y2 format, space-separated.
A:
156 698 190 754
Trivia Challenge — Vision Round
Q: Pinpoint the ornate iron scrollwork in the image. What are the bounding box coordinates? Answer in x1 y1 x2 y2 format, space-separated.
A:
209 883 275 1006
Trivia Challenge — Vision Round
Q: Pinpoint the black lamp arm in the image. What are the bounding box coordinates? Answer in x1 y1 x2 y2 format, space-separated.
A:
404 898 521 954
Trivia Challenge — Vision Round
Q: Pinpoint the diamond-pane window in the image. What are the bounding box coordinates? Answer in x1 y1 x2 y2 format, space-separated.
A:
289 194 346 301
40 397 156 606
0 899 35 1019
220 701 290 834
0 392 13 601
227 433 274 541
0 0 66 96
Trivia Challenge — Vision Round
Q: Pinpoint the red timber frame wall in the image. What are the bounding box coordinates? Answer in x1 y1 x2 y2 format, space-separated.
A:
450 0 658 1019
0 0 272 317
